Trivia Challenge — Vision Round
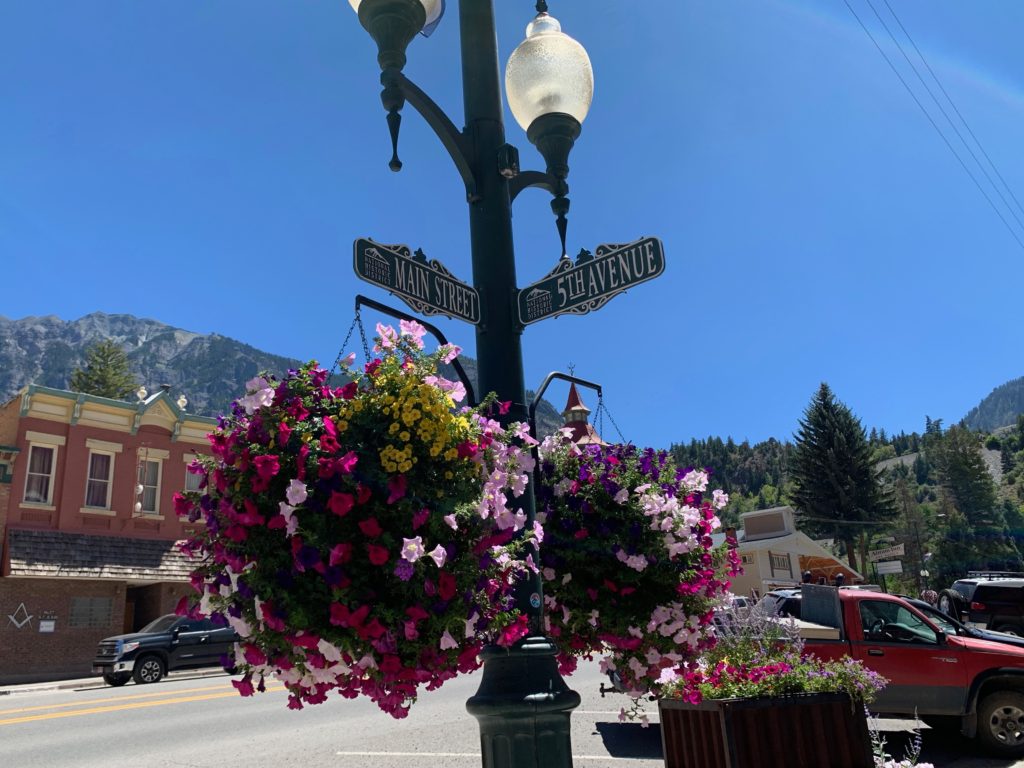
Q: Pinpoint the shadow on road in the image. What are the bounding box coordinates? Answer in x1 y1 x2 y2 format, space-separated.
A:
594 721 663 759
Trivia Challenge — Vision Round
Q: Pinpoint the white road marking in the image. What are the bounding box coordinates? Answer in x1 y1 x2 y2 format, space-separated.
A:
335 753 643 761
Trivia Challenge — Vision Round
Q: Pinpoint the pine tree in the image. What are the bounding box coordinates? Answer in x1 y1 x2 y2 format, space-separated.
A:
69 339 139 400
929 425 1021 569
789 383 896 574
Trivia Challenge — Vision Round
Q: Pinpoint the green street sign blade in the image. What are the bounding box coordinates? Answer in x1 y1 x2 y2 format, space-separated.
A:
517 237 665 326
353 238 480 325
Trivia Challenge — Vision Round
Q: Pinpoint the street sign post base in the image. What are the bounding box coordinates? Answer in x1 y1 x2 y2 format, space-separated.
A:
467 636 581 768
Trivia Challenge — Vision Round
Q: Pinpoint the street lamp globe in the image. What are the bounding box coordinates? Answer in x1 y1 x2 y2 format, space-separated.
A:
347 0 443 71
505 11 593 181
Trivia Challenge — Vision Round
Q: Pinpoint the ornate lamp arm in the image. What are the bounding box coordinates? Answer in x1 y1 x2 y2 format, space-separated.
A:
382 70 479 201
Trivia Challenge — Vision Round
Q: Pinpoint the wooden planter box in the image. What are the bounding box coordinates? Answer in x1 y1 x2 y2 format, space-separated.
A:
658 692 873 768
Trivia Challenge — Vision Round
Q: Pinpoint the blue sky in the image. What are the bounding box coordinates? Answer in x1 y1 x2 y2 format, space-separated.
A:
2 1 1022 449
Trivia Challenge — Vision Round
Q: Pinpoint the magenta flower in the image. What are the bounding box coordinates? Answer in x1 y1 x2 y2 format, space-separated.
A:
328 491 354 517
367 544 389 566
387 474 407 504
359 517 383 538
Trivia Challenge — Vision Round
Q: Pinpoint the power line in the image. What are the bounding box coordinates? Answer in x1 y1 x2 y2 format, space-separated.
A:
842 0 1024 251
880 0 1024 225
866 0 1024 234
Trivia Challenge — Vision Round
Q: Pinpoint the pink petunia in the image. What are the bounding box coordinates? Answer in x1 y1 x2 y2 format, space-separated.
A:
401 536 424 562
399 319 427 349
428 545 447 568
440 630 459 650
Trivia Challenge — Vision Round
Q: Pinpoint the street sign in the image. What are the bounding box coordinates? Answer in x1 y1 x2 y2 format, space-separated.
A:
867 543 905 562
353 238 480 325
875 560 904 575
517 237 665 325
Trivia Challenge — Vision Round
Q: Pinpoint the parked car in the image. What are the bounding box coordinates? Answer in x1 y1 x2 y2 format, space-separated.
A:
901 596 1024 650
750 588 802 619
92 614 238 686
938 574 1024 635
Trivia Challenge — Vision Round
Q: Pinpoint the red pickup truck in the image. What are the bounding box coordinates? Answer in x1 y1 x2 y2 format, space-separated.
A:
799 585 1024 757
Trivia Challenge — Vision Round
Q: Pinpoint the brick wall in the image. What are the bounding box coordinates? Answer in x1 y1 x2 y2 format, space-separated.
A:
0 579 126 684
0 397 20 541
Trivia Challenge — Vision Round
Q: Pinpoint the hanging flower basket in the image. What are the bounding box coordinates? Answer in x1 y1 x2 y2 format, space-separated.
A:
533 437 740 704
175 322 538 718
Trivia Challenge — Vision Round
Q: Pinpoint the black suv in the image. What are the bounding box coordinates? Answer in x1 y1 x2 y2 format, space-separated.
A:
92 614 237 686
938 573 1024 636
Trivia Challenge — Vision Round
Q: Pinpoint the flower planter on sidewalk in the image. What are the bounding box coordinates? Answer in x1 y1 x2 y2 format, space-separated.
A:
658 692 873 768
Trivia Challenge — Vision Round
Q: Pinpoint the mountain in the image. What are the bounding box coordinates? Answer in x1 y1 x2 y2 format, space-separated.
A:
0 313 564 436
963 376 1024 432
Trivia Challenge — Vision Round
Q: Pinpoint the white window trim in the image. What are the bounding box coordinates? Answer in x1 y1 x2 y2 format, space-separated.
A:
182 453 203 492
135 455 165 517
83 449 116 511
22 434 64 508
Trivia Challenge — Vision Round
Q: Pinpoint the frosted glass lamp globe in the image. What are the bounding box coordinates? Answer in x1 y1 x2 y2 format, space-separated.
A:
505 13 593 131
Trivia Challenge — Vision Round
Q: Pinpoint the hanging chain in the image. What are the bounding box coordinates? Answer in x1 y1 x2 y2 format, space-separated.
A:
596 395 628 444
331 309 371 374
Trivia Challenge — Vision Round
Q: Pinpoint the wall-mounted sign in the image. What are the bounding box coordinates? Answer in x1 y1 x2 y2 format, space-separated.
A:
38 620 55 633
517 237 665 325
353 238 480 325
7 602 33 629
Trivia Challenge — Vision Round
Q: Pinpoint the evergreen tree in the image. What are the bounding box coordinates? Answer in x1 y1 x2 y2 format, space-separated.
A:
68 339 139 400
789 383 896 574
929 425 1021 569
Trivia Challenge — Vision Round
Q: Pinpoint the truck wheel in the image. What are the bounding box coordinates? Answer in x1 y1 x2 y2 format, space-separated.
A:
102 672 131 687
133 655 165 685
979 691 1024 756
938 590 961 619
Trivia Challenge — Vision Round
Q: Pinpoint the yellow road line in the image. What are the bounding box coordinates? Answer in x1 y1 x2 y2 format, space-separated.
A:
0 684 239 716
0 687 284 726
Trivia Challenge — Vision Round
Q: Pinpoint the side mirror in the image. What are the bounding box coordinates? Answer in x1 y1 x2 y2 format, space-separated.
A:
171 626 182 639
936 630 946 644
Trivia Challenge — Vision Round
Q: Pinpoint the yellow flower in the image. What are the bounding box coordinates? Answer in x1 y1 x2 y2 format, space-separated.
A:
399 430 410 442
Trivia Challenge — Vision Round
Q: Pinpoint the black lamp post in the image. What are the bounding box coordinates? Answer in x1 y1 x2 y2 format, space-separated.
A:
346 1 592 766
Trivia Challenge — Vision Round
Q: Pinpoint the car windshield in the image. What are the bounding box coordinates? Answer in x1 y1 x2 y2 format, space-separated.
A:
916 603 960 635
138 615 181 633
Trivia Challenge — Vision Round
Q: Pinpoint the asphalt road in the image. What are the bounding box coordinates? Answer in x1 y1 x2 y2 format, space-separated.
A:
1 660 1021 768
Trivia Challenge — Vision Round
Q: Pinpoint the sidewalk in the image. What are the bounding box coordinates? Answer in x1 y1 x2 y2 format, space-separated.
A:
0 667 229 696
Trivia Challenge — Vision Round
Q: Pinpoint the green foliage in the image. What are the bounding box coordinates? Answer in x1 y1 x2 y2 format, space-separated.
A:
68 339 138 400
789 383 896 574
